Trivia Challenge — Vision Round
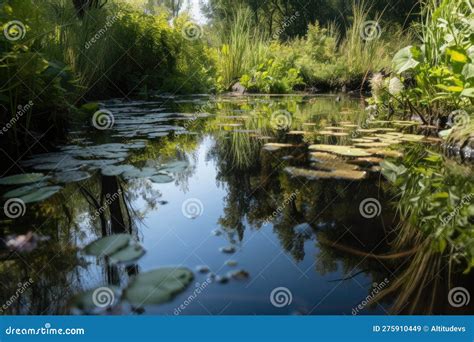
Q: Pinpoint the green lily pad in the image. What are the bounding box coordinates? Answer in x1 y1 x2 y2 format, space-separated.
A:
0 173 49 185
55 171 91 183
3 182 49 199
309 144 372 157
109 244 146 264
84 234 132 257
285 167 367 181
149 174 174 184
20 186 62 204
101 165 136 176
158 161 189 174
124 268 194 306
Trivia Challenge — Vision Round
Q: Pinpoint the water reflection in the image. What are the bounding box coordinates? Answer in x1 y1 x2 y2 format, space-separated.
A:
0 95 472 315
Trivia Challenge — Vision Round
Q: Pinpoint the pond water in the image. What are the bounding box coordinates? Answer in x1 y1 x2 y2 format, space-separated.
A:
0 95 471 315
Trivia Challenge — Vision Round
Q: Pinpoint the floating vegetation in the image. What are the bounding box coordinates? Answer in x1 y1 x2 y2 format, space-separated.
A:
309 145 372 157
0 173 50 185
83 234 146 265
124 268 194 306
285 167 367 181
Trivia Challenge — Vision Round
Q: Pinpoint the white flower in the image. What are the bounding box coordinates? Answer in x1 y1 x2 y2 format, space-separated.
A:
388 77 404 96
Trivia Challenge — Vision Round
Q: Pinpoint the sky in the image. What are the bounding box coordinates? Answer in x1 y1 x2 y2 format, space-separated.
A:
188 0 206 24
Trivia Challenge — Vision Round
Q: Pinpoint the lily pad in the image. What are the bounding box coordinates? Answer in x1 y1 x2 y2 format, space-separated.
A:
149 174 174 184
108 244 146 264
309 144 372 157
0 173 49 185
159 161 189 174
20 186 62 204
84 234 132 257
55 171 91 183
263 143 295 151
124 268 194 306
3 182 49 199
285 167 367 181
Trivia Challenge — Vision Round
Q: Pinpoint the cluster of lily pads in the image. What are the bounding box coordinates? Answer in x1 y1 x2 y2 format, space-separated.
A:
101 100 211 139
262 120 437 181
0 140 192 205
71 233 194 313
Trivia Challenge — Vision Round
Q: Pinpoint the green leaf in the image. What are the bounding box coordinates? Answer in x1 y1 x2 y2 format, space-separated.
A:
460 87 474 97
124 268 194 306
0 173 49 185
462 63 474 80
84 234 132 257
393 46 420 74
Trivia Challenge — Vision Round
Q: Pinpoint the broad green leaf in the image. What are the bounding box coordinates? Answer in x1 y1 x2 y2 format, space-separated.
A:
84 234 132 257
0 173 49 185
393 46 420 74
461 87 474 97
462 63 474 80
124 268 194 306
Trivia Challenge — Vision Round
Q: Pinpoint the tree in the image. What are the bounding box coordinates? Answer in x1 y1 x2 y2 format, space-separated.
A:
72 0 108 18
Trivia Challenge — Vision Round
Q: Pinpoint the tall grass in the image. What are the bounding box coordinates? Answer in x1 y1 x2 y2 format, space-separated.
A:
216 7 269 90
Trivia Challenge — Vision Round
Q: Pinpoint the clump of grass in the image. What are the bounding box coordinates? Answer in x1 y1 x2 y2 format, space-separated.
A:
215 6 269 91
